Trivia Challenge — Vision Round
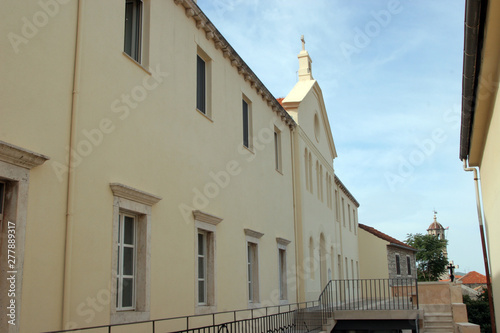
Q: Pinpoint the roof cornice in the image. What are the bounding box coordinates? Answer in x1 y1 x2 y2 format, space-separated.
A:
334 175 359 207
173 0 296 129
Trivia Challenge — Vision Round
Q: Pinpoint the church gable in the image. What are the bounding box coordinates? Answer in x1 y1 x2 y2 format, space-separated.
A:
281 37 337 163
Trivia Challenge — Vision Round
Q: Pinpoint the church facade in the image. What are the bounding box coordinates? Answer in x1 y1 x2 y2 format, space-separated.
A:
0 0 359 332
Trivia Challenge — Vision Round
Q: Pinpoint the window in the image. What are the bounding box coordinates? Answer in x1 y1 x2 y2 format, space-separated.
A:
308 152 313 193
124 0 143 63
196 55 206 113
335 190 340 221
0 142 48 333
196 48 212 117
197 231 208 305
110 183 161 323
407 256 412 275
276 237 290 302
316 161 320 199
353 209 357 235
247 243 258 302
345 257 348 279
342 198 346 227
193 210 221 313
396 254 401 275
348 204 351 231
319 165 323 202
278 248 287 300
117 213 136 310
304 149 309 191
337 255 342 280
245 229 263 304
242 98 252 148
274 127 282 172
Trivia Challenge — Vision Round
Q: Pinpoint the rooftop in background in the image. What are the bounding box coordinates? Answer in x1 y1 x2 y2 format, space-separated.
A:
459 271 487 285
358 223 416 251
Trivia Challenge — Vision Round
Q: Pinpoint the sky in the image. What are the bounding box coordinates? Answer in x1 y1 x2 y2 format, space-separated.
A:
196 0 485 275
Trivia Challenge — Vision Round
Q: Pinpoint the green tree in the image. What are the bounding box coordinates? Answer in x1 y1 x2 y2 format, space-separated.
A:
463 292 491 333
405 233 448 281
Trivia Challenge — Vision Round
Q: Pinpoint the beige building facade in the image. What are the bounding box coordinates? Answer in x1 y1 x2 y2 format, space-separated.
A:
1 0 359 332
460 0 500 329
358 224 416 280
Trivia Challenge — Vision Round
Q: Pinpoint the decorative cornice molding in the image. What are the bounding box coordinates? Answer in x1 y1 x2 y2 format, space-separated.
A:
276 237 291 246
173 0 296 129
334 175 359 208
244 228 264 239
0 140 49 170
193 210 223 225
109 183 162 206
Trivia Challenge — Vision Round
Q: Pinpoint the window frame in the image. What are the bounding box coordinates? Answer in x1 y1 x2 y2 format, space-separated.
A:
124 0 143 63
193 210 221 314
274 126 282 173
196 48 212 119
395 254 401 276
110 183 161 324
242 96 252 149
276 237 291 302
197 230 208 306
245 229 263 306
116 213 137 311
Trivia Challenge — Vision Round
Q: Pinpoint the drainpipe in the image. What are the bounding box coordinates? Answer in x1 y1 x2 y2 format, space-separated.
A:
462 159 496 333
62 0 84 329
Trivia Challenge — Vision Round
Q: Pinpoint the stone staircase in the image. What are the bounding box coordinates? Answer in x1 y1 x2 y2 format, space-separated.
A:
423 305 454 333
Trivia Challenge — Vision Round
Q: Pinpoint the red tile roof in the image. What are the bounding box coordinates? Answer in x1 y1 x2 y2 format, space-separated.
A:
358 223 417 251
276 97 284 106
459 271 486 285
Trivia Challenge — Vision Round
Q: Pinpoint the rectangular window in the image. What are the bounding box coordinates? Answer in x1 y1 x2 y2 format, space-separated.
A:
274 128 282 172
342 198 346 227
407 256 412 275
278 249 287 300
196 55 206 114
345 257 348 279
348 204 351 231
396 254 401 275
124 0 142 63
242 98 252 148
117 213 136 311
197 231 208 305
335 190 339 221
247 242 259 302
353 209 357 235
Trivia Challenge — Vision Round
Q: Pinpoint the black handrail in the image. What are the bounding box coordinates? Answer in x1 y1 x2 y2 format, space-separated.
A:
42 300 320 333
318 278 419 324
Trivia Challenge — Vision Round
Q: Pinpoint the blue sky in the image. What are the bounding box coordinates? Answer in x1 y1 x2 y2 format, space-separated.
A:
197 0 485 274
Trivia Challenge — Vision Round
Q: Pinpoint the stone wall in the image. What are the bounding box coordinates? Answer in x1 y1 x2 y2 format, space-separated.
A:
387 245 417 280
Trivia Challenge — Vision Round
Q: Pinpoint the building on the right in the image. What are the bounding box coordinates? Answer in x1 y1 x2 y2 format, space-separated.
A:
460 0 500 330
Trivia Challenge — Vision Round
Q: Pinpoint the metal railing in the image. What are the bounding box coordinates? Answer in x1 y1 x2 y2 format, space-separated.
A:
319 278 418 323
42 301 321 333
